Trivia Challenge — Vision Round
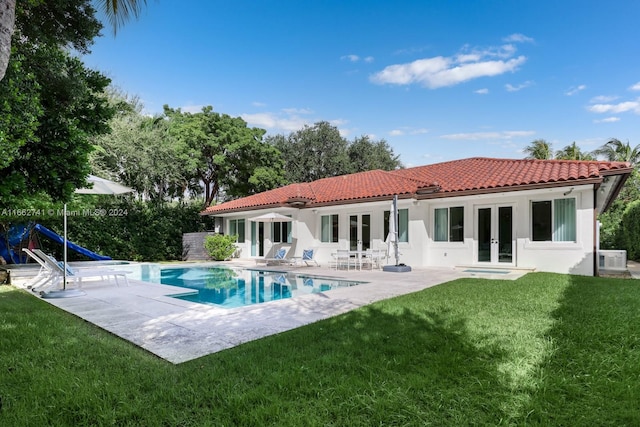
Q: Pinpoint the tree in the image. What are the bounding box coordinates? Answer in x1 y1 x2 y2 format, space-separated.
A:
619 199 640 260
593 138 640 166
0 0 15 82
523 139 554 160
0 0 146 82
0 0 114 205
347 135 403 172
91 111 190 203
164 106 287 206
555 142 595 160
595 139 640 254
267 121 351 183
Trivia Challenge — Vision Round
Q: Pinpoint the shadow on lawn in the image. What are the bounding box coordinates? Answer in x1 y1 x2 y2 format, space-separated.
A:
244 302 514 425
523 275 640 426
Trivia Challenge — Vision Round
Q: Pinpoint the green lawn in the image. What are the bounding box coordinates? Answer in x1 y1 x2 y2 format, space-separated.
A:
1 273 639 426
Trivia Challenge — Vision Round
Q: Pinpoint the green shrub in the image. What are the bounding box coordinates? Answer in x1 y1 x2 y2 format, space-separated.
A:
204 234 237 261
36 198 212 262
620 200 640 260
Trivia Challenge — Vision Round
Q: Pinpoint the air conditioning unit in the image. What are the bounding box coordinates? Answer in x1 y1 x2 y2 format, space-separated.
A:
598 250 627 270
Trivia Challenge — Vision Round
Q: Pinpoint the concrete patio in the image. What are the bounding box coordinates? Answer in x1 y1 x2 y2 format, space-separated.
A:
10 261 528 364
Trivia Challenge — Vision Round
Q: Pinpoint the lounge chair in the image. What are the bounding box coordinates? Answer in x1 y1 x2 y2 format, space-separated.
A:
22 248 61 292
301 248 319 267
264 247 295 266
33 249 130 288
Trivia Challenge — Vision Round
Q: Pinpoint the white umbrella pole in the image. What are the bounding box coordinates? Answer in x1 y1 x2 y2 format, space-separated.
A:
63 203 67 290
393 195 399 266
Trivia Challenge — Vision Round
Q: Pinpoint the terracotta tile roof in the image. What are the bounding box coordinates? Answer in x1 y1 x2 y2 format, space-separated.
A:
202 157 632 215
392 157 631 193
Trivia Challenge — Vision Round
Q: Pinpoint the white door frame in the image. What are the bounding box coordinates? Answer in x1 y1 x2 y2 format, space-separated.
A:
349 213 371 251
474 203 515 266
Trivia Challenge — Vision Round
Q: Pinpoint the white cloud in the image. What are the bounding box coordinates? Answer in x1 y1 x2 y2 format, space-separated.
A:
252 101 267 107
590 95 618 103
587 100 640 114
341 54 360 62
241 112 278 129
370 39 527 89
630 82 640 91
565 84 586 96
242 107 320 133
441 130 535 140
389 127 429 137
330 118 349 127
503 33 535 43
180 104 206 113
411 128 429 135
505 81 533 92
595 117 621 123
475 88 489 94
337 127 352 137
242 109 349 136
282 107 314 115
341 54 374 63
242 112 309 132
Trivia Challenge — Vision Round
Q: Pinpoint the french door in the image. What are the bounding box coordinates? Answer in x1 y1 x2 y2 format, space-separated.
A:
475 204 514 265
250 221 264 257
349 214 371 251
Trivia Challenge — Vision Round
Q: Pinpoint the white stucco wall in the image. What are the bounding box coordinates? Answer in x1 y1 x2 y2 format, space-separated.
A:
421 184 595 275
221 183 597 275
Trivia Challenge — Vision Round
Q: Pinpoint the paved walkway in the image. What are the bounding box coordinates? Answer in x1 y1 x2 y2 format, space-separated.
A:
12 262 527 364
627 260 640 279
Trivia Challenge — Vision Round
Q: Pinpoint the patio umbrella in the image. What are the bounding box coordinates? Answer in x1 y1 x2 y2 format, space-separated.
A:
248 212 294 222
46 175 134 298
386 195 399 266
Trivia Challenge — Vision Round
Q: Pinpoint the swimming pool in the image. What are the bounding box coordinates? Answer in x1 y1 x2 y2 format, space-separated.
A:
158 266 366 309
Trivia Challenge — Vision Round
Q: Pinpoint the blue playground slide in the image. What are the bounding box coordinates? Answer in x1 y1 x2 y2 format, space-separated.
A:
0 223 111 264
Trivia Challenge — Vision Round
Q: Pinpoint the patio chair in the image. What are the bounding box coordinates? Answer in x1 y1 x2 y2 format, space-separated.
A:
22 248 62 292
33 249 130 288
363 248 385 270
331 249 351 270
301 248 319 267
264 247 289 266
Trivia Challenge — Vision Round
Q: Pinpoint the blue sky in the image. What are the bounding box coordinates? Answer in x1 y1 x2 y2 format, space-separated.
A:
85 0 640 167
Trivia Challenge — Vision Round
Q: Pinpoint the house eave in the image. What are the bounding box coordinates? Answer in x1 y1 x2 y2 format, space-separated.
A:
415 178 604 200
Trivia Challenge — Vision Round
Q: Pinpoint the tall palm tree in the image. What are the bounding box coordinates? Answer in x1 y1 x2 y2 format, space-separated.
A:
593 138 640 166
523 139 554 160
555 142 595 160
98 0 148 34
0 0 146 81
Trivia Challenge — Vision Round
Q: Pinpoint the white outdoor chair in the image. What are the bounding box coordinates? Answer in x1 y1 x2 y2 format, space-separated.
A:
33 249 130 288
332 249 351 270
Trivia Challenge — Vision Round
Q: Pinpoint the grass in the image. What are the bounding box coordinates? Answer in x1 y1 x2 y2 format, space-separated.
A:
1 273 639 426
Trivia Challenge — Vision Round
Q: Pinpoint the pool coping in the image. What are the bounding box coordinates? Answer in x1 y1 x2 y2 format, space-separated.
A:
11 261 526 364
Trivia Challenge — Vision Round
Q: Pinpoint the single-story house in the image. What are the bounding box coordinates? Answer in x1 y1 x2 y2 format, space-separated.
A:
201 157 632 276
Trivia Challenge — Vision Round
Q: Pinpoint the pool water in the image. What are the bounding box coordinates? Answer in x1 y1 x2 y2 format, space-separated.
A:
159 267 366 309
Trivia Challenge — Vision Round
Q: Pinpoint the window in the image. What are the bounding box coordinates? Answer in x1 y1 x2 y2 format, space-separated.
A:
434 206 464 242
383 209 409 243
272 220 292 243
321 214 339 243
229 219 245 242
531 198 576 242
